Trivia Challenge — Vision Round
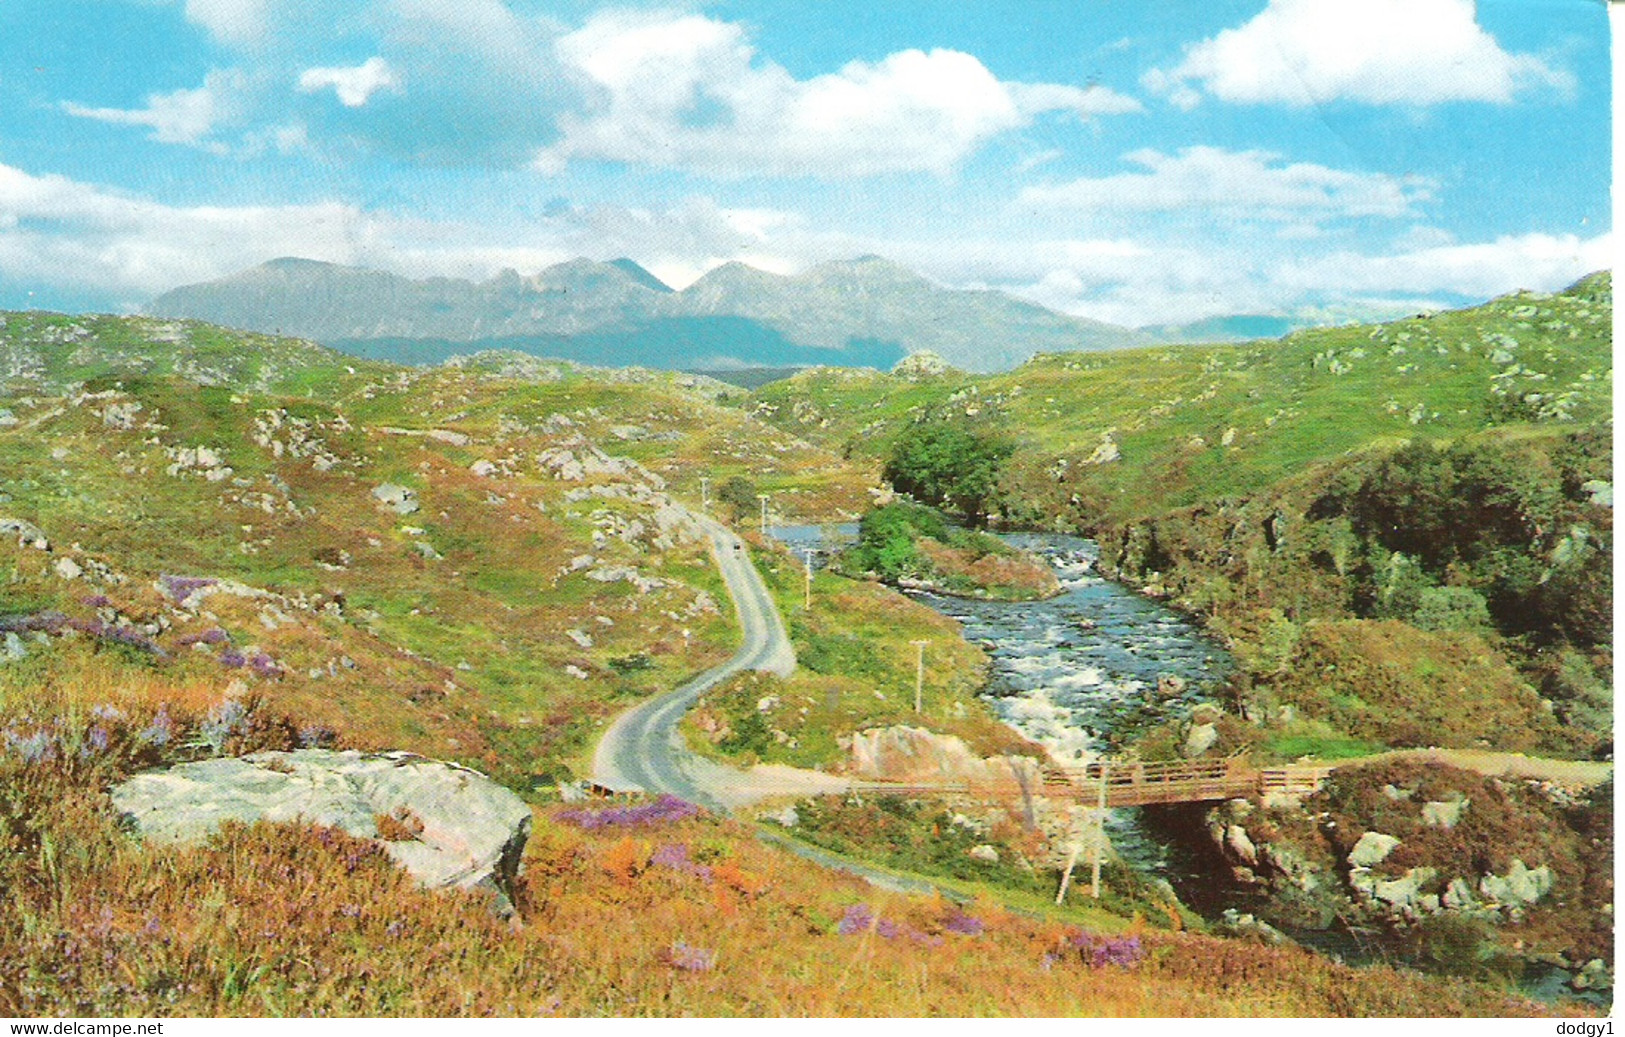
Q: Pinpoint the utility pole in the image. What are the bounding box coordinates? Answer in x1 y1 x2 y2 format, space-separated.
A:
699 476 710 511
909 640 928 712
757 493 769 536
800 548 814 609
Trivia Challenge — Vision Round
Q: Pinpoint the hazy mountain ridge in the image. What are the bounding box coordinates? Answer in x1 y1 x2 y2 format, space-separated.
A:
147 255 1155 373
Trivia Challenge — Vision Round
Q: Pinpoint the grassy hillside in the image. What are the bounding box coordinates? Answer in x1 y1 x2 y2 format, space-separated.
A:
753 274 1609 525
749 274 1613 762
0 314 945 792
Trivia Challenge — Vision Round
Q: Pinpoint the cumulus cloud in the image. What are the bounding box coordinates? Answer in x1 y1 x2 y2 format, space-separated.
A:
182 0 272 46
62 70 245 148
0 163 812 306
1145 0 1571 108
538 10 1139 178
1277 231 1612 299
297 57 401 107
1019 147 1432 222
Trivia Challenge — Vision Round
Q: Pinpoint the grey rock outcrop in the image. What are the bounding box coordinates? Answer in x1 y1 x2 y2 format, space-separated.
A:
371 483 420 515
1347 831 1400 867
110 749 531 909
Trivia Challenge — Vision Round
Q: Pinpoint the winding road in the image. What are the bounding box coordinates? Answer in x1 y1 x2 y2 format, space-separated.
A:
592 515 848 812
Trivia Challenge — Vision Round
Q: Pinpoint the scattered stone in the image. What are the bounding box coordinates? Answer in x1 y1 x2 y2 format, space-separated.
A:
566 628 593 649
1182 723 1218 757
2 632 27 663
1420 798 1468 829
372 483 420 515
1 518 49 550
53 557 83 581
765 804 800 829
1348 831 1400 868
892 350 951 379
109 750 531 910
414 541 442 561
1225 824 1258 866
469 460 498 478
564 664 590 680
968 844 1000 864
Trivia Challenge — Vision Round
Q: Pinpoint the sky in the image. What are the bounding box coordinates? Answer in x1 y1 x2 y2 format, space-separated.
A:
0 0 1611 329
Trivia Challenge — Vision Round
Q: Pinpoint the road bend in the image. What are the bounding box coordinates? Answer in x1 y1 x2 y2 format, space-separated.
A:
592 515 800 812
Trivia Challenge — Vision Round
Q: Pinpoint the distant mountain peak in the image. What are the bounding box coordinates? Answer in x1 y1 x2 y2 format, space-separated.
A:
147 253 1155 373
609 258 673 293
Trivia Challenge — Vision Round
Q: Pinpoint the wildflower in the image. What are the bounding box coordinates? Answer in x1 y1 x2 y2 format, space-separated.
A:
651 843 691 869
837 904 874 936
249 652 281 678
668 941 716 972
91 704 123 721
385 920 406 937
138 706 174 747
556 794 702 830
159 574 217 603
6 729 56 765
942 909 985 936
81 594 111 608
218 648 246 668
85 725 110 754
1069 931 1144 969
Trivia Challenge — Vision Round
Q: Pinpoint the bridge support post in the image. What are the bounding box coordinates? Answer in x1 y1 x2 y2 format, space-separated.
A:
1091 763 1107 899
1055 844 1080 905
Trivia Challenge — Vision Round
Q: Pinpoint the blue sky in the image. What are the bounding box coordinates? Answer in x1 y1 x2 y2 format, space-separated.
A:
0 0 1610 329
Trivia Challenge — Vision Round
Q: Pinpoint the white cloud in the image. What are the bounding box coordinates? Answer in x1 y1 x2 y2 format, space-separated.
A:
540 11 1139 178
1277 231 1612 299
1019 147 1432 222
1146 0 1571 108
297 57 401 107
182 0 272 46
62 71 244 148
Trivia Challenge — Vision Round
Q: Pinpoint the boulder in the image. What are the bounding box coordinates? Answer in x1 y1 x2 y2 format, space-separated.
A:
968 844 1000 863
53 557 83 581
1347 831 1400 868
1225 824 1258 866
372 483 420 515
891 350 951 379
110 749 531 910
0 517 49 550
1420 797 1468 829
1182 723 1218 757
846 725 1044 790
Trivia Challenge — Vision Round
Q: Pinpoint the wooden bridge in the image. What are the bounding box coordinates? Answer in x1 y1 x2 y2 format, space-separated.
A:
854 747 1611 809
855 756 1336 808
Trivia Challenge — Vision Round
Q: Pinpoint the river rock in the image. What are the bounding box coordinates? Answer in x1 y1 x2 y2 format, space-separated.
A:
1348 831 1400 867
110 749 531 910
1182 723 1218 757
1225 824 1258 866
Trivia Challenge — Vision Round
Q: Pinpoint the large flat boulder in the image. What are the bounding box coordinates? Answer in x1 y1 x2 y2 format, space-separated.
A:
110 749 530 908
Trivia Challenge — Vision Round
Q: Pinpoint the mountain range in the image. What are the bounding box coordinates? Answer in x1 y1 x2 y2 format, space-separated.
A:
145 255 1156 373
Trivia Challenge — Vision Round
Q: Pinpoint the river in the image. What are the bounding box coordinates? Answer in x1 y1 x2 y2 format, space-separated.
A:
767 524 1603 1005
769 525 1230 874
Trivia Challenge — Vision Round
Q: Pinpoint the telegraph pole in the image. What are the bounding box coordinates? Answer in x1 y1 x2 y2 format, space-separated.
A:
909 640 928 712
800 547 814 608
699 476 710 511
757 493 769 536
